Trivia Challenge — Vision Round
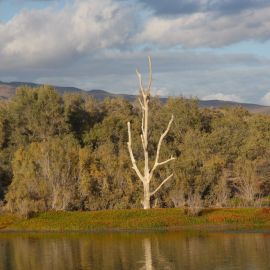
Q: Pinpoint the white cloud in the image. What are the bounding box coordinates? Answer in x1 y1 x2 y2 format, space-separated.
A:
261 92 270 105
0 0 137 68
1 0 270 71
202 93 243 102
135 8 270 48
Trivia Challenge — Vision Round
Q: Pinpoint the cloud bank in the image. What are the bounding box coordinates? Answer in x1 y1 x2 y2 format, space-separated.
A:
0 0 270 104
138 0 270 16
0 0 138 68
135 7 270 48
1 0 270 66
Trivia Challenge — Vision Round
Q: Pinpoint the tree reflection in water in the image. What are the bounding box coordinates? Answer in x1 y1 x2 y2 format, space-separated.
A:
142 238 153 270
0 231 270 270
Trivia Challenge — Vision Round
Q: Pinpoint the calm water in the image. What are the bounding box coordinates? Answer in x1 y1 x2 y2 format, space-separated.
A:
0 231 270 270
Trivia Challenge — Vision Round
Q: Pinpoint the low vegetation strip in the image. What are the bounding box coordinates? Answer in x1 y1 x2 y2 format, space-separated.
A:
0 208 270 232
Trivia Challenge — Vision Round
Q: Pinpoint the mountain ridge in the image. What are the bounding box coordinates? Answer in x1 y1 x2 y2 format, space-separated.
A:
0 80 269 113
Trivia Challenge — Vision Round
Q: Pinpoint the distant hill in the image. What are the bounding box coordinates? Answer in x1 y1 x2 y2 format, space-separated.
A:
1 80 270 114
198 99 270 114
0 81 83 99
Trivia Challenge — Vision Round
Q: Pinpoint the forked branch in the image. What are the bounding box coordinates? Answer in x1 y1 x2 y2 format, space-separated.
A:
150 115 175 176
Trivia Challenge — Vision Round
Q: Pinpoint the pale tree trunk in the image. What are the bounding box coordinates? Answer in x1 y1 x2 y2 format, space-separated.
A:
127 57 175 209
143 184 150 210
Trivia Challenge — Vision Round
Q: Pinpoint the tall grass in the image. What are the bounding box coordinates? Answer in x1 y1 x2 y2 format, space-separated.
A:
0 208 269 232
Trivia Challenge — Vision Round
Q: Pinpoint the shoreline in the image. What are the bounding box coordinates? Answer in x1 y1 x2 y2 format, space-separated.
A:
1 226 270 235
1 208 270 233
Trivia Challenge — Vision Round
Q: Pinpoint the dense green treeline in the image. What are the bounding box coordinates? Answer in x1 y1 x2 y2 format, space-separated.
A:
0 85 270 216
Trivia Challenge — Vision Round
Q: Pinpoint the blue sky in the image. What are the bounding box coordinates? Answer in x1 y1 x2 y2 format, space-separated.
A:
0 0 270 105
0 0 69 22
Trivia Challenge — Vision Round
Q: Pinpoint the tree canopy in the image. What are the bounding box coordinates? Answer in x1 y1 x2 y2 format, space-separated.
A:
0 85 269 215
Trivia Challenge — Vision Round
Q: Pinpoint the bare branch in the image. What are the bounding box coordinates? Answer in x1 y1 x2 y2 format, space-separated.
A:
150 115 174 175
127 122 144 182
140 100 145 136
156 156 176 167
147 56 152 92
141 119 145 138
141 134 146 152
138 98 144 110
136 69 144 93
150 174 174 196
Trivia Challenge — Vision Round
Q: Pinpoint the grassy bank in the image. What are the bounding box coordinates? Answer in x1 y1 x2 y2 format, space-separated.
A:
0 208 270 232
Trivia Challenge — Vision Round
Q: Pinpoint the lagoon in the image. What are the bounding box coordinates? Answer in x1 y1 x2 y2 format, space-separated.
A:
0 231 270 270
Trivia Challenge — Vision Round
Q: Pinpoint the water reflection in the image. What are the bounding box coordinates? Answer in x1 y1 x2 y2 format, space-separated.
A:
142 238 153 270
0 231 269 270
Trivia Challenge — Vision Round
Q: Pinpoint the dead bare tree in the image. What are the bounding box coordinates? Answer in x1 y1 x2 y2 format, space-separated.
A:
127 57 175 209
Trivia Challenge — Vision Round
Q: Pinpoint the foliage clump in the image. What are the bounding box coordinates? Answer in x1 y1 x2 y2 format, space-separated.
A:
0 85 269 216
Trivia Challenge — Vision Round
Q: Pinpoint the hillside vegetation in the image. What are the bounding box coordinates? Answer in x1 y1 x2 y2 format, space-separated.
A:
0 85 270 217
